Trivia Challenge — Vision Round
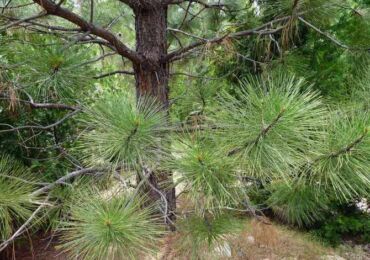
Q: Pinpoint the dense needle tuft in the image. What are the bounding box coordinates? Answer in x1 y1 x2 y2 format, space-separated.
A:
216 74 327 180
79 93 169 169
59 192 164 260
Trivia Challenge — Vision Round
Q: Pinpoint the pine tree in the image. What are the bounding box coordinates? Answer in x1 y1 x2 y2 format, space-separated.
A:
0 0 369 258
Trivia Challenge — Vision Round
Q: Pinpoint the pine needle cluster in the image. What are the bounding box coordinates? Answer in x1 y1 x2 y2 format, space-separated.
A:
0 155 40 240
78 93 169 170
59 191 164 260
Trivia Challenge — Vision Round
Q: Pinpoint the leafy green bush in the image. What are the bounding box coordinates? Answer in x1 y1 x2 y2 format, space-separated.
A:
313 211 370 246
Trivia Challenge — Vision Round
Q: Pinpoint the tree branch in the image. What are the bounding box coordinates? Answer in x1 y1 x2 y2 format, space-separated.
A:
0 109 80 134
31 168 102 196
0 197 49 252
0 14 81 32
167 0 226 10
328 129 368 159
228 107 286 156
93 70 135 79
0 11 47 31
0 2 34 10
299 128 369 175
77 52 118 66
165 16 288 62
28 102 78 111
298 17 350 50
0 90 78 111
32 0 143 63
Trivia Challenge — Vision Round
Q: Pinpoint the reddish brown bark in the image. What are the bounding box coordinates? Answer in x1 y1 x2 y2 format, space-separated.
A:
133 4 169 107
133 3 176 229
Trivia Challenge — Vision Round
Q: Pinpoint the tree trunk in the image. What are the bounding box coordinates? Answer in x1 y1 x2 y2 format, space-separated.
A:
133 4 176 230
134 5 169 106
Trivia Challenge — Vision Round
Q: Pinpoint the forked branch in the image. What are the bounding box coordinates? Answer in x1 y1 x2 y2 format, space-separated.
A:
31 0 143 63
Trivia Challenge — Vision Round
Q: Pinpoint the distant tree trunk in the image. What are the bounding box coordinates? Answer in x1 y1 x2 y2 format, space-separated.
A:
133 4 176 230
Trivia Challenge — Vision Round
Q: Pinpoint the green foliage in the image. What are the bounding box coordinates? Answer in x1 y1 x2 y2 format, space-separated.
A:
0 154 39 240
213 0 370 100
313 211 370 246
335 6 370 48
44 176 105 231
78 93 169 169
263 0 342 25
0 0 370 253
350 65 370 110
18 44 93 101
170 133 241 212
170 73 227 121
215 74 326 180
177 213 242 257
266 181 330 227
59 191 164 260
214 75 369 228
0 34 94 102
307 111 370 201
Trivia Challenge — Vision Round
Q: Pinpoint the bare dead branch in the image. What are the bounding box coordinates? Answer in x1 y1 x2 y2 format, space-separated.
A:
28 102 78 111
0 197 49 252
165 16 289 62
0 2 34 10
167 27 207 41
167 0 227 10
0 109 80 134
0 11 47 31
31 168 103 196
1 98 77 111
298 17 350 50
78 52 118 66
0 14 81 32
93 70 135 79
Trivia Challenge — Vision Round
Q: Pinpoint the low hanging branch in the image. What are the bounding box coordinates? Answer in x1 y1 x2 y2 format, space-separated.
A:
0 90 79 111
27 102 78 111
0 167 106 252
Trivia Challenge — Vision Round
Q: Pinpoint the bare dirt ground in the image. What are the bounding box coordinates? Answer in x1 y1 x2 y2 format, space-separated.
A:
1 220 369 260
1 232 67 260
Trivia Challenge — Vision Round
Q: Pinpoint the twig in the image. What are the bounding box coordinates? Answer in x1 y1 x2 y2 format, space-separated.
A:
0 109 80 134
93 70 134 79
31 168 102 196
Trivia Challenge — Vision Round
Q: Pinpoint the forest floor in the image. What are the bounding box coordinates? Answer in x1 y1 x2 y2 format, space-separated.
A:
4 218 369 260
159 218 370 260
